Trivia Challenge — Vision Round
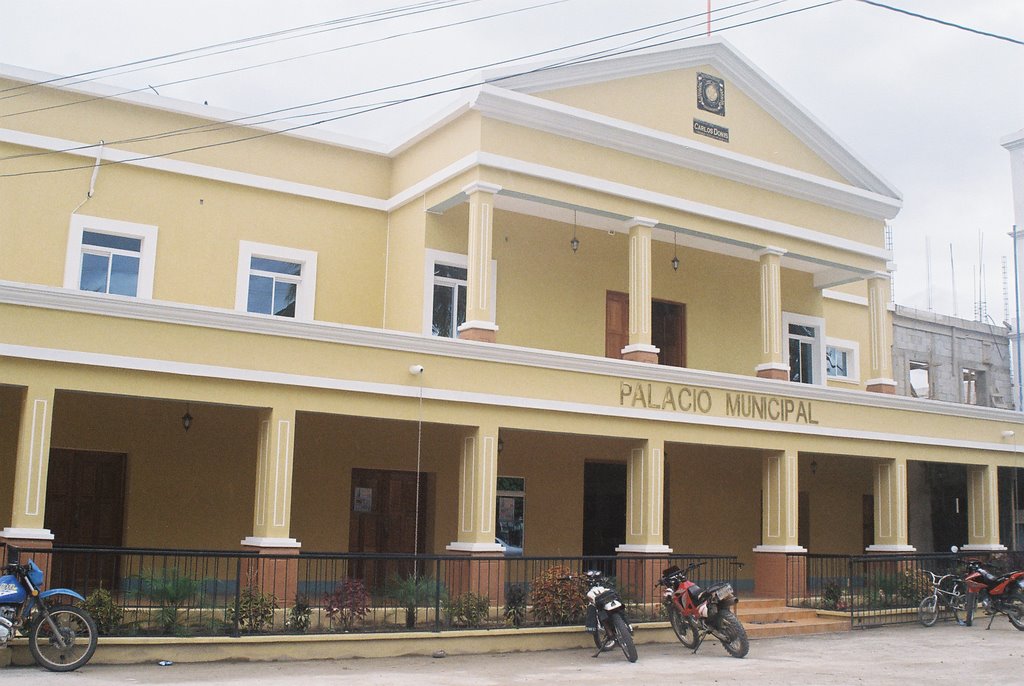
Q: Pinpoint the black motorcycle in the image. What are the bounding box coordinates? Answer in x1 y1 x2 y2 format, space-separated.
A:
581 570 637 663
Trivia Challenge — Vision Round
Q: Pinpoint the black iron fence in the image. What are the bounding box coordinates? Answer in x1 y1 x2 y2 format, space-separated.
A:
786 550 1022 628
5 545 738 637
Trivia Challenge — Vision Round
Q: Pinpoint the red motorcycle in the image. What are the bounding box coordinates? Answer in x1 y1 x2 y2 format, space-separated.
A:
961 556 1024 630
657 562 748 658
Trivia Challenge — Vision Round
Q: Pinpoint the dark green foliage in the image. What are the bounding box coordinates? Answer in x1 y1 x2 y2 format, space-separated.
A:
229 584 278 633
444 592 490 628
504 584 527 627
82 587 125 635
287 594 312 633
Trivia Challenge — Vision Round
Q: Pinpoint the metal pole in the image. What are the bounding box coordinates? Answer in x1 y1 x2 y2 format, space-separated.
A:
1013 225 1022 410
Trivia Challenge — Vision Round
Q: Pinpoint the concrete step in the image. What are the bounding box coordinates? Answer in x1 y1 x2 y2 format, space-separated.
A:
734 598 850 639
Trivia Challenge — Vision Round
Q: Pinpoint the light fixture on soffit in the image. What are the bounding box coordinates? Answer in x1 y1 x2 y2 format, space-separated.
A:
570 210 579 253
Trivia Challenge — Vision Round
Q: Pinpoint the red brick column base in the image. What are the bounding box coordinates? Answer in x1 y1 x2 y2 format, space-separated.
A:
446 552 506 608
753 551 805 599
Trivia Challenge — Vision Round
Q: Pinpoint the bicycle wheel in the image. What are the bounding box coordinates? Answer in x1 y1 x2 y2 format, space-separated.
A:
947 580 967 624
918 595 939 627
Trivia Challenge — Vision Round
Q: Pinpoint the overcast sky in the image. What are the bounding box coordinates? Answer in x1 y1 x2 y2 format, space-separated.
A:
2 0 1022 322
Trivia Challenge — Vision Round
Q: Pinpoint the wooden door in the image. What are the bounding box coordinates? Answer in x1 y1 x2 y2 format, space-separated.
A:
44 449 126 591
605 291 629 359
606 292 686 367
349 469 427 589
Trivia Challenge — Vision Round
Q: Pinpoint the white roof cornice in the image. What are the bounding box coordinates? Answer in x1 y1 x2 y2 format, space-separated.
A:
480 37 901 203
467 84 900 220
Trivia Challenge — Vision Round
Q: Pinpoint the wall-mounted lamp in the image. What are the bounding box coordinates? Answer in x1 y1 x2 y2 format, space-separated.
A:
497 436 504 454
182 403 193 432
810 459 818 476
570 210 579 253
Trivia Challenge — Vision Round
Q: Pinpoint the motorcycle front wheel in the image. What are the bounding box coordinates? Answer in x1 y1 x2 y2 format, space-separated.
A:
668 606 699 648
713 610 749 658
610 612 638 663
28 605 98 672
1006 591 1024 631
917 595 939 627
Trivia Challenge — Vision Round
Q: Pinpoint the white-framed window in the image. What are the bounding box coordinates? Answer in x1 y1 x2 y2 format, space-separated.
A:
783 312 826 385
63 215 158 298
825 337 859 383
235 241 317 320
423 249 496 337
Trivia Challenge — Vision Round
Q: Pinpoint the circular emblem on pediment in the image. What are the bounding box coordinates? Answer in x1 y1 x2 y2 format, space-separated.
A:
697 72 725 116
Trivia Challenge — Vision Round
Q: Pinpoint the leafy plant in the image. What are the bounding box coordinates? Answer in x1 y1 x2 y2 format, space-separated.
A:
504 584 527 628
286 594 312 633
136 570 201 634
444 592 491 628
229 578 278 633
324 578 370 631
530 565 587 626
820 581 845 610
387 574 441 629
82 587 125 635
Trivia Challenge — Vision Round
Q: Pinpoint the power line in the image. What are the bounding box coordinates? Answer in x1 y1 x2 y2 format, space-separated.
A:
857 0 1024 46
0 0 839 179
0 0 770 162
0 0 479 98
0 0 565 120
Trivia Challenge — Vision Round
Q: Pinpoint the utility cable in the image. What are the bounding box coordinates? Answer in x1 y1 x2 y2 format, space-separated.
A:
0 0 478 97
0 0 770 164
857 0 1024 47
0 0 565 120
0 0 839 178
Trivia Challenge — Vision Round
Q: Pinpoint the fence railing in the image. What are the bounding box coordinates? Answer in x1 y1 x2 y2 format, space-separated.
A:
6 545 738 637
786 550 1021 628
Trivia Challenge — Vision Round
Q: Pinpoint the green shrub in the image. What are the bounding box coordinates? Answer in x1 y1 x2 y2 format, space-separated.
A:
286 595 312 633
82 587 125 635
387 574 442 629
136 570 201 635
530 565 587 626
444 592 490 628
229 583 278 633
821 581 845 610
504 584 527 628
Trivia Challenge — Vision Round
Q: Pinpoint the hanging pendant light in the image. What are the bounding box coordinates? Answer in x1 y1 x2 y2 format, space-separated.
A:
570 210 580 253
182 402 193 432
671 231 680 271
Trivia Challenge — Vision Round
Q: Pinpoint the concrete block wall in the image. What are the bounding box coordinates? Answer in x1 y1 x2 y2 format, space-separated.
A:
892 305 1014 409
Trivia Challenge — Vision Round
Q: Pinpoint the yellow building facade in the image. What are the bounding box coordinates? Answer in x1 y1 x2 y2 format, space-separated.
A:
1 38 1020 594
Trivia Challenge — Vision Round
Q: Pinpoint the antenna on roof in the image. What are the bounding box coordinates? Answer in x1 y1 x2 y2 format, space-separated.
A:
707 1 712 36
926 236 933 311
950 243 959 318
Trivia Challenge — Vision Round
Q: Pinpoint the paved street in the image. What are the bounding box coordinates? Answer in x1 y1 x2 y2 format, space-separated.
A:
6 621 1023 685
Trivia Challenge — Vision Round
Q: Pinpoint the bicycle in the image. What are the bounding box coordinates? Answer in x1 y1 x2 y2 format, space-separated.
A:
917 570 967 627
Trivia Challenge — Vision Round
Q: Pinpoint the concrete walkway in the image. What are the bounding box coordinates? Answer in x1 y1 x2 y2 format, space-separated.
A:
5 620 1023 684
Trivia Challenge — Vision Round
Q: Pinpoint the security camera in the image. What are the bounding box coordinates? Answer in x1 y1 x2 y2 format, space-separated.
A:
409 364 424 375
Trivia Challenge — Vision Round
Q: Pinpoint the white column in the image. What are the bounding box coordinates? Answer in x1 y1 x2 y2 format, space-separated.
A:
755 247 789 380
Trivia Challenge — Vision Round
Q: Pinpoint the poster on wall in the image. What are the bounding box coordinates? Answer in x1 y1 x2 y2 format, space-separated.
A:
353 487 373 513
498 496 515 523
